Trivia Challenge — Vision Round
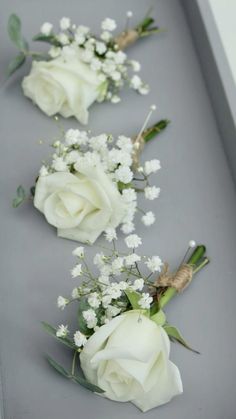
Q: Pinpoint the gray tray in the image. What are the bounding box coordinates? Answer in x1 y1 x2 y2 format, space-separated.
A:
0 1 236 418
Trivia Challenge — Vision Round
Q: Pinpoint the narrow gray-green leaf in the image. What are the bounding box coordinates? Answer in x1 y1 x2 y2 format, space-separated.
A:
164 325 200 354
41 321 76 350
32 33 61 46
7 53 25 76
72 375 104 393
12 185 26 208
8 14 28 51
45 355 70 378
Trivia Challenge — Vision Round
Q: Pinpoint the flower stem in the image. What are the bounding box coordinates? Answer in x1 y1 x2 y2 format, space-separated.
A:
159 245 209 309
143 120 170 143
71 350 78 376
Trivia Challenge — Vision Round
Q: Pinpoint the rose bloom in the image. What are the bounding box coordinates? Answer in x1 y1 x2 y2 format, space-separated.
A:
22 48 107 125
34 163 126 244
80 311 183 412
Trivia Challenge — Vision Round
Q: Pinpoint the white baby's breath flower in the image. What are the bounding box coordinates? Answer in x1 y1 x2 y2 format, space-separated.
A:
96 41 107 55
139 293 153 309
74 330 87 347
115 166 133 184
88 292 100 309
101 18 117 31
65 150 80 164
82 309 97 328
114 51 127 64
125 234 142 249
56 324 69 338
75 32 86 45
72 246 84 258
39 165 48 176
52 156 68 172
105 283 122 299
111 95 121 104
101 31 112 42
71 264 82 278
57 33 69 45
76 25 90 35
121 222 135 234
57 296 68 310
60 17 71 30
145 256 163 273
71 287 80 299
144 186 161 200
122 188 137 202
139 85 150 95
125 253 141 266
40 22 53 36
104 227 117 242
48 46 61 58
117 136 133 152
90 58 102 71
133 278 144 291
101 294 112 308
98 275 110 286
130 75 142 89
142 211 155 226
81 49 94 63
130 60 141 72
144 159 161 175
65 129 81 145
111 257 124 274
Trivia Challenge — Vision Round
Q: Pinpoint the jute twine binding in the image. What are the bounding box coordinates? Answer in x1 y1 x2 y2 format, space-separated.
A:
156 263 193 292
131 134 145 170
114 30 139 50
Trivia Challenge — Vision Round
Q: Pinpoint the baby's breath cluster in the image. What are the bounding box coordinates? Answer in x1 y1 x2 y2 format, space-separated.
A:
40 16 149 104
39 127 161 234
56 237 163 347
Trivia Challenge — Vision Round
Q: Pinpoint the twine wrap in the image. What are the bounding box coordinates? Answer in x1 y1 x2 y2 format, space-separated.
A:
114 29 139 50
131 134 145 170
156 263 193 292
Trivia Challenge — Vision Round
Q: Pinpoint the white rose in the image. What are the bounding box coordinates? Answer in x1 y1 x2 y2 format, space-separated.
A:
22 49 107 125
80 311 183 412
34 163 126 244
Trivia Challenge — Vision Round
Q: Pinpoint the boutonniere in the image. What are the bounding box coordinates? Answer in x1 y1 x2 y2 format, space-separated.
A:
13 106 169 244
7 11 162 124
43 239 209 412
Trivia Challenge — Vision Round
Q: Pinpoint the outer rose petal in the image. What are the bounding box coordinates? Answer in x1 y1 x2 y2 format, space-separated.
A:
80 312 183 411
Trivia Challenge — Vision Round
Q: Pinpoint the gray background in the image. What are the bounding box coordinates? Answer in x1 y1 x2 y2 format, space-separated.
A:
1 0 236 418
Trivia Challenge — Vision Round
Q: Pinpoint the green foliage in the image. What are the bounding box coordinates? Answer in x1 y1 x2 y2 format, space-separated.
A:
77 298 94 336
151 309 166 326
7 53 25 76
41 322 76 350
164 325 200 354
12 185 26 208
8 14 28 51
45 355 104 393
124 289 142 310
32 33 61 46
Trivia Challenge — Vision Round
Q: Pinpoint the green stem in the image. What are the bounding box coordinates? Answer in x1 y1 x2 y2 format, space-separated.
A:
159 245 208 309
71 350 78 376
143 120 170 143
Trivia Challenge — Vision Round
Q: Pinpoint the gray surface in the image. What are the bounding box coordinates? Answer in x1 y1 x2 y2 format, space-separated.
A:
182 0 236 186
1 0 236 418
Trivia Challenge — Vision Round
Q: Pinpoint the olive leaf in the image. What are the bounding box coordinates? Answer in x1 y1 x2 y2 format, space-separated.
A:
12 185 26 208
164 325 200 354
7 53 25 76
8 14 29 51
41 322 76 350
45 355 104 393
32 33 61 46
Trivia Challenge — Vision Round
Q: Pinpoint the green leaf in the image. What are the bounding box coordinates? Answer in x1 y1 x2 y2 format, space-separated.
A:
45 355 104 393
164 325 200 354
8 14 28 51
72 375 104 393
151 309 166 326
77 298 94 336
41 322 76 350
46 355 70 378
32 33 61 46
124 289 142 310
12 185 26 208
150 301 159 316
7 53 25 76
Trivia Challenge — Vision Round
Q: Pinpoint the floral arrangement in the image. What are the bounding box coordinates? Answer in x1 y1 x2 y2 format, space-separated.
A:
7 11 161 124
43 238 209 412
13 107 169 244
